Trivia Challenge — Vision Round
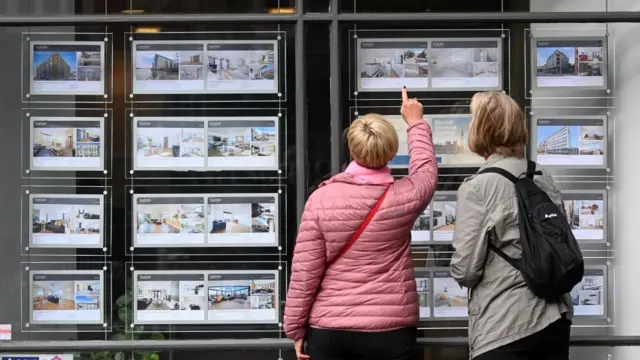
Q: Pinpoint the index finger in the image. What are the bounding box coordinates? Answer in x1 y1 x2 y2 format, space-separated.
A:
401 87 409 103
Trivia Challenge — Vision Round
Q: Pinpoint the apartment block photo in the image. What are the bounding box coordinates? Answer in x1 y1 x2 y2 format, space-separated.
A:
33 50 77 81
136 51 179 81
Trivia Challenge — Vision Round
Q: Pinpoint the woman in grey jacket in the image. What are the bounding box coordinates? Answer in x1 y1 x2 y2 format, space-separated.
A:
450 91 573 360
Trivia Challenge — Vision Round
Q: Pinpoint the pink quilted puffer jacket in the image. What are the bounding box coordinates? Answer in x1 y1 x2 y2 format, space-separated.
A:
284 121 438 341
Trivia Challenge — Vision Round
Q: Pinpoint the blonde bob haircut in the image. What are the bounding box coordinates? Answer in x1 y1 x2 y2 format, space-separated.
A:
347 113 399 169
469 91 528 158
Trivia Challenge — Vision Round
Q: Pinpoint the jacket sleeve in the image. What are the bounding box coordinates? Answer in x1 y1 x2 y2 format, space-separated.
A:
283 195 326 341
451 181 491 289
394 120 438 210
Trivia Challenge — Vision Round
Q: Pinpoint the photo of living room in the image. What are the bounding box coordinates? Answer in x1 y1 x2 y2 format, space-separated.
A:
208 203 251 234
208 128 252 157
433 277 467 309
251 202 276 233
32 280 76 311
208 280 251 310
250 126 277 157
180 204 205 234
433 201 456 233
137 280 181 311
32 204 72 235
136 204 181 234
178 281 206 311
75 280 101 310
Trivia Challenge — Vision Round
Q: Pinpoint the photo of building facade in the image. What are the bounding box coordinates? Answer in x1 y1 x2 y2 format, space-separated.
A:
136 51 179 81
34 52 76 81
537 126 578 155
537 48 573 76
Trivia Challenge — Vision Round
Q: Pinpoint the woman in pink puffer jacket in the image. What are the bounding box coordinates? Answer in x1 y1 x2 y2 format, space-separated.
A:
284 88 438 360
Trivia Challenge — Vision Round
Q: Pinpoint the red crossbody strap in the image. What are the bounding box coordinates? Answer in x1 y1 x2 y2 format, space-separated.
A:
327 189 389 267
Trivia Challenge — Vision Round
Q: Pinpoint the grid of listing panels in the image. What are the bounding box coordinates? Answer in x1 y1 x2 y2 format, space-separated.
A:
348 27 613 335
19 29 290 337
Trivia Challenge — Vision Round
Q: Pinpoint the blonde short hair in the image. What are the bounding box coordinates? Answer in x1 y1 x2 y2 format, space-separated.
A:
468 91 528 158
347 113 399 169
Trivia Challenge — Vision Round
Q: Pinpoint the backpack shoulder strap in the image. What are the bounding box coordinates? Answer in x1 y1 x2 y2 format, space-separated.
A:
526 160 542 179
487 242 522 271
477 167 519 184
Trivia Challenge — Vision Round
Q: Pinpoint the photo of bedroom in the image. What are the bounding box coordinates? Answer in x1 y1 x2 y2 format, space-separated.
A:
208 203 251 234
136 204 181 234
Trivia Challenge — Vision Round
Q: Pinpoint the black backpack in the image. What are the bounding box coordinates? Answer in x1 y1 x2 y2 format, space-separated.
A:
477 160 584 301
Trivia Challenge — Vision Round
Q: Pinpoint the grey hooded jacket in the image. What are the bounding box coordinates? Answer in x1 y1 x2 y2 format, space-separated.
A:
450 155 573 359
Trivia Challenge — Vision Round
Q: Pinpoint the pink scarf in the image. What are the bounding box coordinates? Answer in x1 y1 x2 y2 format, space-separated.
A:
344 161 394 185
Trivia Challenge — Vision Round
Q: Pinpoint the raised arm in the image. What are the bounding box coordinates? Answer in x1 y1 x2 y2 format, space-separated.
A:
394 88 438 209
283 194 326 341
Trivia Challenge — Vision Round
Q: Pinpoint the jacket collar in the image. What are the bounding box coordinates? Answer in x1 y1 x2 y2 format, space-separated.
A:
478 153 507 172
319 161 394 188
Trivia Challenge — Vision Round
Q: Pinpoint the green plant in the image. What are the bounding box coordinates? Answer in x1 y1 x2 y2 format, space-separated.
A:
80 285 165 360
